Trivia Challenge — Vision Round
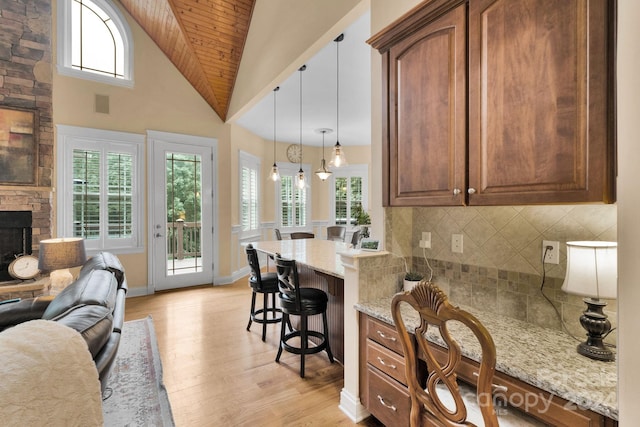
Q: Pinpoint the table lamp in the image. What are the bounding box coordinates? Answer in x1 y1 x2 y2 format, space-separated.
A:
561 241 617 362
38 237 87 295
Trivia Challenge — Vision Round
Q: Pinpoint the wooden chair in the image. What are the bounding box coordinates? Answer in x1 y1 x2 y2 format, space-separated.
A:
326 226 346 242
391 281 543 426
290 232 314 240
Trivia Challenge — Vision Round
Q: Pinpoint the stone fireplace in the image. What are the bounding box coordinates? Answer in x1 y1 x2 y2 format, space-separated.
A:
0 0 54 270
0 211 33 281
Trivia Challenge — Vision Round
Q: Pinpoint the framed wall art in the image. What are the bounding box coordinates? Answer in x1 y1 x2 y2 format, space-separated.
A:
0 106 38 185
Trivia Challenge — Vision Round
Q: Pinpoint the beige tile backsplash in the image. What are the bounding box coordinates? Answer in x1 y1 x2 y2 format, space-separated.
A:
385 204 618 345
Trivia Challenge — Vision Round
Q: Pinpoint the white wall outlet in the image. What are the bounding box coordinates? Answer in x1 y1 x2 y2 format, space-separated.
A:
542 240 560 264
419 232 431 248
452 234 463 253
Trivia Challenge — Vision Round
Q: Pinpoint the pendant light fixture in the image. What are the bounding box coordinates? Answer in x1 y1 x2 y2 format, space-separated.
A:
330 33 348 168
269 86 281 181
296 65 306 190
314 128 333 181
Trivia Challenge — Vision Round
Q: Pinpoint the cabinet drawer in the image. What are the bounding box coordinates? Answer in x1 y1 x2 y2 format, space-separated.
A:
367 366 411 427
367 339 407 385
365 315 404 354
428 343 605 427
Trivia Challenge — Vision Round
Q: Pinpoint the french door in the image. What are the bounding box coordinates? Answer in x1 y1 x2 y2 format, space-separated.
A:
148 131 215 291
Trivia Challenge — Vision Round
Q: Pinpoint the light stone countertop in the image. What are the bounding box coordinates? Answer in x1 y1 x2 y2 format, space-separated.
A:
355 296 618 421
250 239 387 278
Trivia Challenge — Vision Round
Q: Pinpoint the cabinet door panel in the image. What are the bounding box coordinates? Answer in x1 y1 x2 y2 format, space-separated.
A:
388 4 467 206
468 0 614 204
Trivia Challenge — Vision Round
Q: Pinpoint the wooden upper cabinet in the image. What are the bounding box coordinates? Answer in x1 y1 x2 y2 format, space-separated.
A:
369 0 615 206
468 0 615 205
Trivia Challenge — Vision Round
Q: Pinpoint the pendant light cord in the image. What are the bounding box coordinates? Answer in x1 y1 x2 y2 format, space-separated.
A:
299 65 305 170
335 35 340 143
273 86 279 161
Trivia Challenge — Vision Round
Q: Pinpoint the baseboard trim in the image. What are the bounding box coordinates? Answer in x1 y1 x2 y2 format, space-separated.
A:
339 388 370 423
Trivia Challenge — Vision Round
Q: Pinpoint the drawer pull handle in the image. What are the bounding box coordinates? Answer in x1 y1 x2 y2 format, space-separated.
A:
472 372 508 393
377 357 397 369
376 331 396 342
377 395 397 411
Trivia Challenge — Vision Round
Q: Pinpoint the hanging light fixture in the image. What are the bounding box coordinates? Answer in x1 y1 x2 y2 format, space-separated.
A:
269 86 281 181
314 128 333 181
330 33 348 168
296 65 306 190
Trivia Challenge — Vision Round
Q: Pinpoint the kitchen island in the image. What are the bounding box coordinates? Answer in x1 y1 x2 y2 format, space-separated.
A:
251 239 405 421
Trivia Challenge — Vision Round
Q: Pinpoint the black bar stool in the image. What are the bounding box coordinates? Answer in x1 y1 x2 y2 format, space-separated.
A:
274 254 334 378
245 244 283 341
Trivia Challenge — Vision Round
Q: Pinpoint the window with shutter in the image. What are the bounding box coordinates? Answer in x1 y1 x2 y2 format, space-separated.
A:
239 151 260 237
331 165 368 225
277 163 311 230
57 125 144 254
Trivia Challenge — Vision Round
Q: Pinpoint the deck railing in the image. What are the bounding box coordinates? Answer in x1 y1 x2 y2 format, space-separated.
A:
167 219 201 260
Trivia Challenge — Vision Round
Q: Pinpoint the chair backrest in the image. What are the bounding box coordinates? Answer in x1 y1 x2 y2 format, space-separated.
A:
350 229 361 247
391 281 498 427
274 228 282 240
245 244 264 285
274 254 302 311
290 232 315 240
326 226 346 242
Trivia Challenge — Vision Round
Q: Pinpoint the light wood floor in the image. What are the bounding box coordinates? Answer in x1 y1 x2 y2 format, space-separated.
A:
124 276 384 427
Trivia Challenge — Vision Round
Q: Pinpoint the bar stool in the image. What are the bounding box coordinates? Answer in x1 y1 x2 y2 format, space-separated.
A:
326 226 346 241
290 232 314 239
245 244 282 341
274 254 334 378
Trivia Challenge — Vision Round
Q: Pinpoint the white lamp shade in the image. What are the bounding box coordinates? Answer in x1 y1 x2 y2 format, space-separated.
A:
561 241 617 299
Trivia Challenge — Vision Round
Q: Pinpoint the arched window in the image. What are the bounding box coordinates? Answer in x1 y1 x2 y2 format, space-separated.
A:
57 0 134 87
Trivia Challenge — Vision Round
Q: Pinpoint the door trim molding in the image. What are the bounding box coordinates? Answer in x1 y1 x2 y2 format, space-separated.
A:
146 130 218 294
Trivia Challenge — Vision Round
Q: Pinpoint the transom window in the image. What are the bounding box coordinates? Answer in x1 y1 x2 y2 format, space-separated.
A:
57 0 134 87
57 125 144 254
277 163 311 230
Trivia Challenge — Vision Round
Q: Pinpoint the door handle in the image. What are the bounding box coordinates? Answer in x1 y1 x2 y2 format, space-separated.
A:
155 233 162 238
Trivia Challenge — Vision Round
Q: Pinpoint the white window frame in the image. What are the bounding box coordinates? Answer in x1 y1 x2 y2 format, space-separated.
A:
56 125 144 255
330 164 369 225
57 0 134 87
239 150 261 239
276 163 312 232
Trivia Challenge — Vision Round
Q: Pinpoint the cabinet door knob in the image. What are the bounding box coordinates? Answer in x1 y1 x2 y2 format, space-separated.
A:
467 187 476 194
453 188 461 195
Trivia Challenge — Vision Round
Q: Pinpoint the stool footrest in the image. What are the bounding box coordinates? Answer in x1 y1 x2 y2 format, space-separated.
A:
281 330 328 355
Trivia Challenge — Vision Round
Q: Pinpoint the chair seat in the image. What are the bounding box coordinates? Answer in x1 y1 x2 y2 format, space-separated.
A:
248 272 279 293
279 287 328 315
433 381 547 426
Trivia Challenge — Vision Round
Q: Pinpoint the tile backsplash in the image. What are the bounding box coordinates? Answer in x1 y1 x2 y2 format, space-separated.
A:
385 204 618 345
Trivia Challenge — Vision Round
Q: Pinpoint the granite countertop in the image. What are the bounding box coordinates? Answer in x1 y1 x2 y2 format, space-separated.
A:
355 296 618 420
251 239 386 278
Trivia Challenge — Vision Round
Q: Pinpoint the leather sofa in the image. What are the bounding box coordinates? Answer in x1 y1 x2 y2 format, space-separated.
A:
0 252 127 392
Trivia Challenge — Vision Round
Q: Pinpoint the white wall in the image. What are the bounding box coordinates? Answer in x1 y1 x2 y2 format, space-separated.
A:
616 0 640 422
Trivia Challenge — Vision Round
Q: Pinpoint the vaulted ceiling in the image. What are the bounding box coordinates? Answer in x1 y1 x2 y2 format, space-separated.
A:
119 0 256 122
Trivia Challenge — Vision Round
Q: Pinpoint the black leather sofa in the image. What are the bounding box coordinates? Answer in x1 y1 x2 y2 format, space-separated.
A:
0 252 127 392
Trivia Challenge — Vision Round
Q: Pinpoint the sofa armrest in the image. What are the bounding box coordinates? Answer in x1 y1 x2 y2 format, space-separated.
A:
0 296 54 331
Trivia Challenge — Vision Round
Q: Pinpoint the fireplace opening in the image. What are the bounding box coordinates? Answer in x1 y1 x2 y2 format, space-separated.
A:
0 211 33 281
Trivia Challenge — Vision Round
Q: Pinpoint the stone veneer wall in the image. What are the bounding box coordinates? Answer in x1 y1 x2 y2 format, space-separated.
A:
385 204 618 345
0 0 53 251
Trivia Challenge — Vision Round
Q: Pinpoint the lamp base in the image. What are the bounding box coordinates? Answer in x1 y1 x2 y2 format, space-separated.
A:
578 298 615 362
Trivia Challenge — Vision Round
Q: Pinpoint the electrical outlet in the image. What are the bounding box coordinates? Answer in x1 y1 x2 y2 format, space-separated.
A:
542 240 560 264
452 234 463 253
419 232 431 248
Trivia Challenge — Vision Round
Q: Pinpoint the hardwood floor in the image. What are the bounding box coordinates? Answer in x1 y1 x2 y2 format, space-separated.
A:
124 277 384 426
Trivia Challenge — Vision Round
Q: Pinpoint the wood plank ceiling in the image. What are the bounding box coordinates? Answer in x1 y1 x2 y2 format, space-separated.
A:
119 0 256 121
